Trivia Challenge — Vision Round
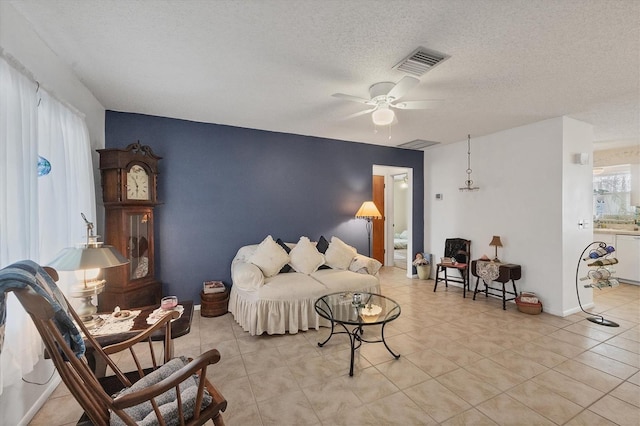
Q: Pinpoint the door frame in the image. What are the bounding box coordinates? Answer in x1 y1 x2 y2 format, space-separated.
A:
372 165 413 277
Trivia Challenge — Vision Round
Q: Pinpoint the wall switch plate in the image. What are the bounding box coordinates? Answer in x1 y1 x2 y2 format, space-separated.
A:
435 193 443 200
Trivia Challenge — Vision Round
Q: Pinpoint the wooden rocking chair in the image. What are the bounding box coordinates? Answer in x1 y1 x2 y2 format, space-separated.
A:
0 261 226 426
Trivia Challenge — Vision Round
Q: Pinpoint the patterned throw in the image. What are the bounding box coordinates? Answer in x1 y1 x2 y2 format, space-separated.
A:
476 260 501 282
0 260 85 358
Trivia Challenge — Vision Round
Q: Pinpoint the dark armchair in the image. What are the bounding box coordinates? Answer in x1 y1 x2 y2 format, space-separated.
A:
433 238 471 297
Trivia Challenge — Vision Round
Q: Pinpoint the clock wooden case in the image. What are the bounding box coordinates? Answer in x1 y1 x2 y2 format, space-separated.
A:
97 142 163 311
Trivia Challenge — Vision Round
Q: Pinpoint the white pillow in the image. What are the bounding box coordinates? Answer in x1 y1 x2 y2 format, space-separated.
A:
325 236 357 270
249 235 289 278
289 236 325 275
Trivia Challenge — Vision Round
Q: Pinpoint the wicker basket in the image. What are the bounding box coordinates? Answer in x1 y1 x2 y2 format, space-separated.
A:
515 296 542 315
200 289 229 317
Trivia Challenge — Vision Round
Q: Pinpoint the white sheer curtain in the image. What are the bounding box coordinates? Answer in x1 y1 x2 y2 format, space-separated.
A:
0 56 96 394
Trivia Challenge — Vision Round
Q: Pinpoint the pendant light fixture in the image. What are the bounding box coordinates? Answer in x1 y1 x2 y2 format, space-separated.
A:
459 134 480 191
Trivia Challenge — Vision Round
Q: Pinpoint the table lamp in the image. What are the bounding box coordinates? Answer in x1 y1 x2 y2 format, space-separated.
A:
355 201 382 257
48 213 129 328
489 235 503 262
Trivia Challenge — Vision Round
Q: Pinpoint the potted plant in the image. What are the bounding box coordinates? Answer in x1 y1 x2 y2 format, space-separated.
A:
413 252 431 279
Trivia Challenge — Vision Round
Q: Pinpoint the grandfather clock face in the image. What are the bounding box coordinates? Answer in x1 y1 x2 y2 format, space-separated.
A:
126 165 150 201
128 213 150 280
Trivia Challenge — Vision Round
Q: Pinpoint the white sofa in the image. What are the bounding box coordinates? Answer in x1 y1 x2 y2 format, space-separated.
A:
228 236 382 335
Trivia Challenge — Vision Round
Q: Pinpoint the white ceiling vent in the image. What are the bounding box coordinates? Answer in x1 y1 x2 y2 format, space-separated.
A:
397 139 440 150
393 47 450 77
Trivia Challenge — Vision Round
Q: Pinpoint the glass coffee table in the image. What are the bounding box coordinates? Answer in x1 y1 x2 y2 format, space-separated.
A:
314 292 401 376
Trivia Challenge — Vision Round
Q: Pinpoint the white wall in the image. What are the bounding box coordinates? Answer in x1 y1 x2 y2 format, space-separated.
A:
393 179 409 232
425 117 593 316
562 117 596 313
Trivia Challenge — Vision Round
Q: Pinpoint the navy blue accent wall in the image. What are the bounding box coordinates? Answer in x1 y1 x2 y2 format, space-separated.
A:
105 111 423 302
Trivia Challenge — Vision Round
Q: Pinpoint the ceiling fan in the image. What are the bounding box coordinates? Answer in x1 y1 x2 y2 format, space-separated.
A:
332 76 440 126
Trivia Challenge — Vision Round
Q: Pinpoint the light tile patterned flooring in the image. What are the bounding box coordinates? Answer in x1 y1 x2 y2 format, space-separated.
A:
31 267 640 425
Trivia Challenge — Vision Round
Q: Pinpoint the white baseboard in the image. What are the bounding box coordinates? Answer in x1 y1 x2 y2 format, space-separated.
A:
18 373 61 426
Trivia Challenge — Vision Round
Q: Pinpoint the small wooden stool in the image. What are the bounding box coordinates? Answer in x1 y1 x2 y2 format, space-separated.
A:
200 288 229 317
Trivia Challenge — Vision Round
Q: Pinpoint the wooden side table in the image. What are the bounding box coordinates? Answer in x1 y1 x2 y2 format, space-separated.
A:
471 261 522 310
201 289 229 317
86 300 194 377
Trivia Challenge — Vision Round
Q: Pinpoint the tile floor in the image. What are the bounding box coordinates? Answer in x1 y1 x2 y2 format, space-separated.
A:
30 267 640 425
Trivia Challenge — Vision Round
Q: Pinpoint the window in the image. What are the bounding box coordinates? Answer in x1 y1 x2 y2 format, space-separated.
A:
593 164 635 224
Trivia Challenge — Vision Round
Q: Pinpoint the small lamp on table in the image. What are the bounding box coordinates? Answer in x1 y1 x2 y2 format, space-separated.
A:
489 236 503 263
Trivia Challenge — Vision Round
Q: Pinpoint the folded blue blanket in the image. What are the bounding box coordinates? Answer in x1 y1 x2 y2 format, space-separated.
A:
0 260 85 358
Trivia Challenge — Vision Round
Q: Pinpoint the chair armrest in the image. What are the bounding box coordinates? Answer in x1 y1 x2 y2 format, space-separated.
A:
349 254 382 275
101 310 180 356
111 349 222 409
231 261 264 290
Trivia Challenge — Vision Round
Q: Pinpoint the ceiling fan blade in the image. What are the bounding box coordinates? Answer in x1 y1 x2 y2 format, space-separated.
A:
343 108 376 120
387 76 420 100
332 93 375 105
392 100 442 110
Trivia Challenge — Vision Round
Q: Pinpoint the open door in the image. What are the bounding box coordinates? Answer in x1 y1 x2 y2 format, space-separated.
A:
372 175 385 263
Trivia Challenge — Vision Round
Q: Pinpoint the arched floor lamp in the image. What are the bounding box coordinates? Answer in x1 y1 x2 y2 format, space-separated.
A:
355 201 382 257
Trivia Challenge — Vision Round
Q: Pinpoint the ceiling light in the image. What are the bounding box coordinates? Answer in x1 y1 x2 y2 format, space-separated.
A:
371 105 394 126
400 176 409 189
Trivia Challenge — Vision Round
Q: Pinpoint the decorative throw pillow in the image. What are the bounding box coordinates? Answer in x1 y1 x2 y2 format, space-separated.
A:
249 235 289 278
276 238 293 273
315 236 332 269
316 235 330 254
289 236 325 275
324 236 357 270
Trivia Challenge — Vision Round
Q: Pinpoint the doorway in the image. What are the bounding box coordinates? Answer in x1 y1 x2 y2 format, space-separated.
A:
392 173 409 269
372 165 413 276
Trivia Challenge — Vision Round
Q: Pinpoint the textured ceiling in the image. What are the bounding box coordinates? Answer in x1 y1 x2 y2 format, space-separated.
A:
9 0 640 149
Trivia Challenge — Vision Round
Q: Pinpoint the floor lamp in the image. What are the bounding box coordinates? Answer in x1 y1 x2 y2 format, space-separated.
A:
355 201 382 257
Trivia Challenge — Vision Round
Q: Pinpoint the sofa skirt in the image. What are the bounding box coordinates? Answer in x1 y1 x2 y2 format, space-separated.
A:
229 281 381 336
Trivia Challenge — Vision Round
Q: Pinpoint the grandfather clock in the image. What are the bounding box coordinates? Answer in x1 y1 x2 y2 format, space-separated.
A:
97 141 162 311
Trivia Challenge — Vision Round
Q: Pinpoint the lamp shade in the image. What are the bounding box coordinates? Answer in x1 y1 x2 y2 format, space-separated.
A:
48 245 129 271
355 201 382 219
371 106 394 126
489 236 503 247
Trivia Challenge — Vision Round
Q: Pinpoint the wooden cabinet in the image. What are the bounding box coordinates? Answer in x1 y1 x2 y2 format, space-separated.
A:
97 142 163 310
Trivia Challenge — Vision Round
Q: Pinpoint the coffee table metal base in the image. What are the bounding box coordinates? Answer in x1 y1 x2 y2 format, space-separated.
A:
318 320 400 376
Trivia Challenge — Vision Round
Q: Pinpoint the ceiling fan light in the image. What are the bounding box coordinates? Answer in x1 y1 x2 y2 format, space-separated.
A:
372 107 394 126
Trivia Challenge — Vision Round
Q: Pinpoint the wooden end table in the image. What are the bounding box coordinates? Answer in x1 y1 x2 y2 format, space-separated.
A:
86 300 194 377
471 261 522 309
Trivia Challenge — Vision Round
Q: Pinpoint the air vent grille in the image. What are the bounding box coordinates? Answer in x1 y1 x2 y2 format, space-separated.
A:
394 47 450 77
397 139 440 150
